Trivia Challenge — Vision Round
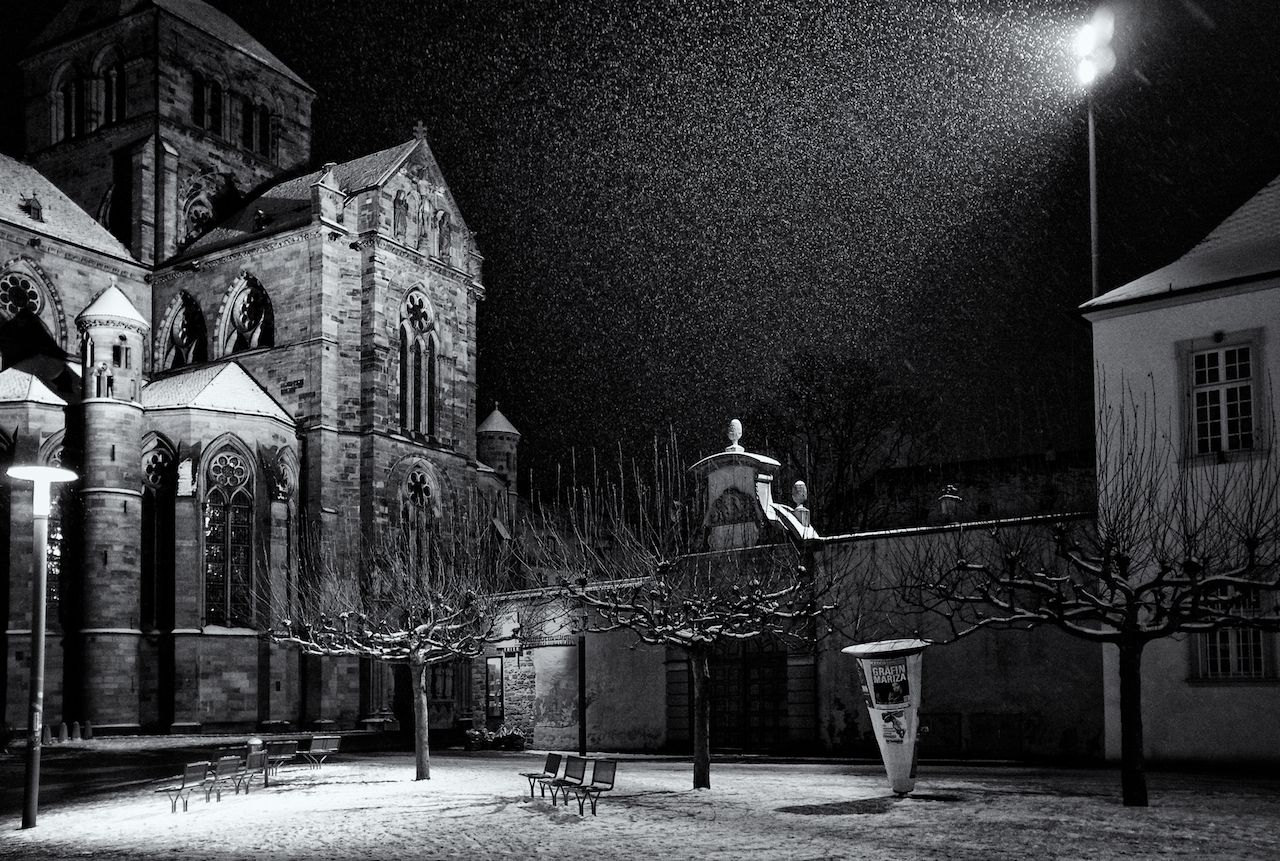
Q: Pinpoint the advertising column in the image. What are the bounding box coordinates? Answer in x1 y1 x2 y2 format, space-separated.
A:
841 639 930 796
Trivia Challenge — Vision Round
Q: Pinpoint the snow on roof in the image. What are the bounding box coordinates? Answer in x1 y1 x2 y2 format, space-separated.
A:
32 0 309 90
1084 173 1280 311
0 154 135 261
478 407 520 436
0 367 66 406
689 448 781 473
179 141 422 257
142 362 292 423
77 283 150 329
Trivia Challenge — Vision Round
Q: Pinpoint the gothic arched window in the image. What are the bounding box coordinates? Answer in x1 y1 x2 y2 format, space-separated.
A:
223 276 274 354
239 96 274 158
51 66 86 143
192 70 223 136
401 464 436 573
203 449 253 627
99 59 126 126
163 292 208 370
398 290 436 438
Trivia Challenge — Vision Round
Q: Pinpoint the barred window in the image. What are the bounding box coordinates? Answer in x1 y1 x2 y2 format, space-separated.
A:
1194 587 1275 681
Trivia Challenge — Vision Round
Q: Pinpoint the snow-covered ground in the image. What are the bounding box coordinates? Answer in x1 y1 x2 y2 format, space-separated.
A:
1 747 1277 860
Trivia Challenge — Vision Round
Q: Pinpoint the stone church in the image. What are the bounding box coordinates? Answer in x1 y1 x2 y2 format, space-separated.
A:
1 0 518 734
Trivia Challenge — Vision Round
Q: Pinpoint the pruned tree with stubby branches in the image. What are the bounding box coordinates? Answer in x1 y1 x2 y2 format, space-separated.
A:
525 441 837 789
270 492 525 780
888 382 1280 806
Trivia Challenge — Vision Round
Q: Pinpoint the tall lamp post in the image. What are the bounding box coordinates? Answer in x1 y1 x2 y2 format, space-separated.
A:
7 464 77 829
1075 7 1116 299
575 606 588 757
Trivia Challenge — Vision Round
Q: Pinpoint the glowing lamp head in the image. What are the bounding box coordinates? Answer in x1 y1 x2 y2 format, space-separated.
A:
1074 7 1117 87
7 465 78 517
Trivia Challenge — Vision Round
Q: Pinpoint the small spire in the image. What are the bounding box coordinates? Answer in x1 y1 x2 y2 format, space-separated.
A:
726 418 743 453
413 120 428 140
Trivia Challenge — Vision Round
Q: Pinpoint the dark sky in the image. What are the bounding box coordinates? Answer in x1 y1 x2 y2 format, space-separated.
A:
4 1 1280 507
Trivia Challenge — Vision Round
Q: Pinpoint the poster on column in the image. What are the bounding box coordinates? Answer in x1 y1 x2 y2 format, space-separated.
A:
842 639 929 795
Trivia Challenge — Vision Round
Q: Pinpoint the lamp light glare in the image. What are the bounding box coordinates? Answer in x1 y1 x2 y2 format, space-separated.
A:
1092 7 1116 44
1074 23 1099 57
1076 58 1099 86
6 465 78 517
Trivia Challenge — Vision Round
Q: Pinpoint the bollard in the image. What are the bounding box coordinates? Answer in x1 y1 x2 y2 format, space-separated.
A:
41 725 51 745
57 722 68 743
71 721 81 741
84 720 93 741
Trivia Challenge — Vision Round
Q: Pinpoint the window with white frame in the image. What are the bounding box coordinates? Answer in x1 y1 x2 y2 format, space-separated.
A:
1193 586 1275 681
1190 342 1256 456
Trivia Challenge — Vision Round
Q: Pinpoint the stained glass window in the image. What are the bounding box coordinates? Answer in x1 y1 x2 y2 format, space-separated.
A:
204 451 253 627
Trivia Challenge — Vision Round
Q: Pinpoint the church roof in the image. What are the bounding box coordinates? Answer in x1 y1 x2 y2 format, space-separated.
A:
178 141 422 257
1084 173 1280 312
0 368 66 406
0 154 135 261
142 361 293 423
77 282 150 329
478 407 520 436
31 0 309 90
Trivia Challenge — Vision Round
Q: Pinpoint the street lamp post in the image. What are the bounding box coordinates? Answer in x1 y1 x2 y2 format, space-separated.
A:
575 607 588 757
8 464 78 830
1075 7 1116 299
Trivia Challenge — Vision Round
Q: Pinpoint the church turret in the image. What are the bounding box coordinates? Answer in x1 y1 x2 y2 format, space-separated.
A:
76 278 149 402
477 405 520 489
71 278 150 732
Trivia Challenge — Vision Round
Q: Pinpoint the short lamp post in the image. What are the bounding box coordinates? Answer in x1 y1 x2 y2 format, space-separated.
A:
575 606 589 757
7 464 77 829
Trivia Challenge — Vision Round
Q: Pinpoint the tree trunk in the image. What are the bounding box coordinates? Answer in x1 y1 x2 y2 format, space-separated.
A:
689 646 711 790
411 658 431 780
1117 635 1148 807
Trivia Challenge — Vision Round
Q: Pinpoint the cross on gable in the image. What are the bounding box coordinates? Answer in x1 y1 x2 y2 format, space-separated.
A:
413 120 428 140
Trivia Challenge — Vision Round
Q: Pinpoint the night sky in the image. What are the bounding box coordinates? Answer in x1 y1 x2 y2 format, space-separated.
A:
4 1 1280 520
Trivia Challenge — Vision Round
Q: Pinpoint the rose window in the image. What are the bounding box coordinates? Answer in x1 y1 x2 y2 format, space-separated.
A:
0 272 41 318
209 452 249 488
405 292 432 334
407 468 432 509
143 449 174 490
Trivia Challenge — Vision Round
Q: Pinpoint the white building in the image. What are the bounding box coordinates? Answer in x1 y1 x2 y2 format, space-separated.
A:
1082 173 1280 764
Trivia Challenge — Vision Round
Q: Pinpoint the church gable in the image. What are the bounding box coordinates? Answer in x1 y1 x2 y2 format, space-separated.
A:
142 360 292 424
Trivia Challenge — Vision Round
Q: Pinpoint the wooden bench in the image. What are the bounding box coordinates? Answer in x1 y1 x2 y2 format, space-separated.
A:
572 759 617 815
264 739 298 786
540 754 587 806
206 755 246 802
518 752 562 799
300 735 341 768
234 749 268 794
155 761 210 813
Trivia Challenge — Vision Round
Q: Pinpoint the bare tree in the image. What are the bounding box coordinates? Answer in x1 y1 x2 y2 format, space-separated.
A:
526 443 834 789
890 383 1280 805
270 492 521 780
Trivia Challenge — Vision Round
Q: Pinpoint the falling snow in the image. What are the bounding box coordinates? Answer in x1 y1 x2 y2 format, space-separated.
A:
4 1 1279 494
